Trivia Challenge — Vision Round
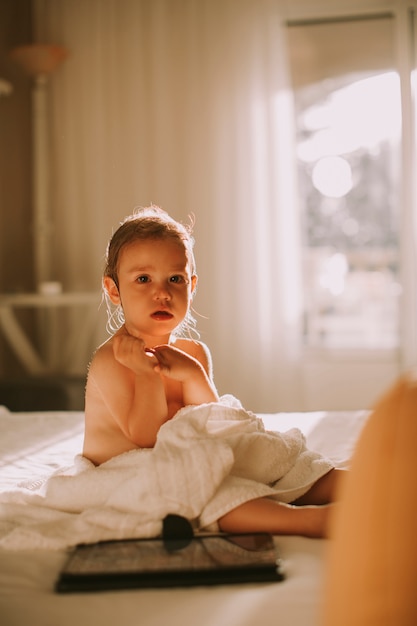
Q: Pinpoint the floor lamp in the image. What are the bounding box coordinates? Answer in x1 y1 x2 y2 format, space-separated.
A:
2 45 98 385
10 44 68 291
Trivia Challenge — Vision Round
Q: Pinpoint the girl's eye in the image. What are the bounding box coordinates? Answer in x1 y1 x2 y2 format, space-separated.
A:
169 275 185 284
137 275 150 283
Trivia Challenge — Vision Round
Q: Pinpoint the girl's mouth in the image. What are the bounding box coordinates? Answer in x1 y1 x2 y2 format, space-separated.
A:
151 310 174 321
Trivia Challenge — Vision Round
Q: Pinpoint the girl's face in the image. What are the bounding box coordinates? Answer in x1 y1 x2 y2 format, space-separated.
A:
104 238 196 345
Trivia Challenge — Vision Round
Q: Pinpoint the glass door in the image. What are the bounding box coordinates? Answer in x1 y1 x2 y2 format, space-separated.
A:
285 9 417 408
287 14 401 351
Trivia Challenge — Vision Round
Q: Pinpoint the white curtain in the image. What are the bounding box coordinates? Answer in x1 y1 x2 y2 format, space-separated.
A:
34 0 304 412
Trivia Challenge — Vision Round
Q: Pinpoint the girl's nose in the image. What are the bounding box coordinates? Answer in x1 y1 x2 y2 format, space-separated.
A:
154 285 171 301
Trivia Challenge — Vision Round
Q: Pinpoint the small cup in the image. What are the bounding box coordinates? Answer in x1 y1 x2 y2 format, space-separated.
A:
38 281 63 296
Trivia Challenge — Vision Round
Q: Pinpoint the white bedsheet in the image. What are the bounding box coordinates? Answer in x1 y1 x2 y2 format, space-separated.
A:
0 403 369 626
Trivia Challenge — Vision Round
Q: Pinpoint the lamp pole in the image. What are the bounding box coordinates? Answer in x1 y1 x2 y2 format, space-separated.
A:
10 44 68 289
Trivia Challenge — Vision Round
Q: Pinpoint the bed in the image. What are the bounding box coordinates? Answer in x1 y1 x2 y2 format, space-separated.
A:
0 403 369 626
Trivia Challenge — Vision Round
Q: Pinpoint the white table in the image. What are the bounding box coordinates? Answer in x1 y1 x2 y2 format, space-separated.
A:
0 292 101 375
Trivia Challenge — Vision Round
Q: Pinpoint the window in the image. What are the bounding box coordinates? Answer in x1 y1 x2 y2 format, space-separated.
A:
287 15 401 349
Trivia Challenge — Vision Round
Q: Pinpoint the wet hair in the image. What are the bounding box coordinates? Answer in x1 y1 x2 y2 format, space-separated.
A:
103 205 198 337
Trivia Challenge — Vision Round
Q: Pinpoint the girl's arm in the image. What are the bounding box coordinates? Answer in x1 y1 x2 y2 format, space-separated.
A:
153 343 219 405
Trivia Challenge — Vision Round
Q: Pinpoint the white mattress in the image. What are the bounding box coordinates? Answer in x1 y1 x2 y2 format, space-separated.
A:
0 405 368 626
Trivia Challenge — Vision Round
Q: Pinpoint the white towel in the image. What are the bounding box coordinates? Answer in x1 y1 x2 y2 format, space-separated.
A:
0 396 333 550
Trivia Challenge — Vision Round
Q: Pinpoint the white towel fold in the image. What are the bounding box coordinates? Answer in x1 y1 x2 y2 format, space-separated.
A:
0 395 333 550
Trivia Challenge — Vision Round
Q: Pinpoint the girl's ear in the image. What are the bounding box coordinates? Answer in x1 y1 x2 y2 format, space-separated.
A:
103 276 121 305
191 275 198 296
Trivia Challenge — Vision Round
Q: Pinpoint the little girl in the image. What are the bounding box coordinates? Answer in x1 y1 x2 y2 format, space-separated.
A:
83 206 342 538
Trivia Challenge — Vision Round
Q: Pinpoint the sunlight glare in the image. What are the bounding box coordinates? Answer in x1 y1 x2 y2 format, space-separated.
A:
298 72 401 169
319 253 348 296
312 156 353 198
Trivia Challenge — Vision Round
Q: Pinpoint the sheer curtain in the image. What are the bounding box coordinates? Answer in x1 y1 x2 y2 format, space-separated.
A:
34 0 304 412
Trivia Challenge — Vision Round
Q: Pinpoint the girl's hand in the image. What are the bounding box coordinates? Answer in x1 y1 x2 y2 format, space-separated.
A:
152 344 203 382
112 331 159 374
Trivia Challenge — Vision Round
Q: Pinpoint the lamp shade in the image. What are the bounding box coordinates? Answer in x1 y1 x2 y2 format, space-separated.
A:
10 44 68 77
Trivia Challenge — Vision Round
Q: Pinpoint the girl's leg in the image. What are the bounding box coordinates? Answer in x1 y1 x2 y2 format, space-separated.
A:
217 497 331 538
292 468 346 506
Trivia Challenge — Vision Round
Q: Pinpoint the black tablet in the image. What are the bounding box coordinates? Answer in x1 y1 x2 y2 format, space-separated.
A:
55 532 284 592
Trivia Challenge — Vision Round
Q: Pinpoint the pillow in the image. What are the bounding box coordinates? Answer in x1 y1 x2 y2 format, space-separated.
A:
322 371 417 626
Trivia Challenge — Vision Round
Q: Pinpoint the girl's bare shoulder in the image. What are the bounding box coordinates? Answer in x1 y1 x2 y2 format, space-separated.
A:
173 337 208 356
173 338 214 375
88 336 117 373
